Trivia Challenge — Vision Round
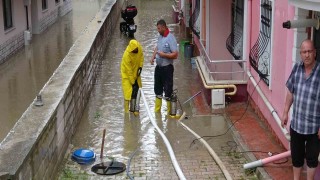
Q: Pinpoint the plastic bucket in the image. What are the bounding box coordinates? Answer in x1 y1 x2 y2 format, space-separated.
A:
184 43 193 59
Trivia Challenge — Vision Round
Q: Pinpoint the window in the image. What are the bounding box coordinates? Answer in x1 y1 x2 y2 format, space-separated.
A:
226 0 244 60
42 0 48 10
2 0 13 30
249 0 273 85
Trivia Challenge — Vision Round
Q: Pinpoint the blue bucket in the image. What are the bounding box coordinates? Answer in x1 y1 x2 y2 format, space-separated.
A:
71 148 96 165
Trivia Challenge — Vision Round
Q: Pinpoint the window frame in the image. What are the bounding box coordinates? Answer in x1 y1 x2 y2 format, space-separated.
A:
2 0 13 31
42 0 48 11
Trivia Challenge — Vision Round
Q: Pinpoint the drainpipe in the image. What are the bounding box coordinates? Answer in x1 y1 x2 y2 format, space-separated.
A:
247 71 290 140
25 6 29 30
196 59 237 95
283 19 319 30
244 150 291 169
244 71 292 170
140 89 186 180
24 0 31 45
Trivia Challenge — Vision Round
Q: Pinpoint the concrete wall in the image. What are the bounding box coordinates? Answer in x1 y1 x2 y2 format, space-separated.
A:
0 0 123 179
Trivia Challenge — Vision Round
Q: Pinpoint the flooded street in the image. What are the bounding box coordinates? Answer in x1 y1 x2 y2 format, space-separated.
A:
0 0 105 141
58 0 255 179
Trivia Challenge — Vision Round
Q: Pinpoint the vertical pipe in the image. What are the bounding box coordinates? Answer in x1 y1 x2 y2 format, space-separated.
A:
100 129 106 159
25 6 29 30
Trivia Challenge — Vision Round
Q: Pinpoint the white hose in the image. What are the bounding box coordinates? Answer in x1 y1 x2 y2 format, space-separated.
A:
140 88 186 180
178 113 233 180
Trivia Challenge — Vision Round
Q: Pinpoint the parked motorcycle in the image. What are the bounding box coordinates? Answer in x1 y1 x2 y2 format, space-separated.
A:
120 5 137 37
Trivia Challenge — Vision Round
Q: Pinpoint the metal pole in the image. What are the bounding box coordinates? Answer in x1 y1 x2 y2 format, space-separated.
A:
100 129 106 159
182 91 202 105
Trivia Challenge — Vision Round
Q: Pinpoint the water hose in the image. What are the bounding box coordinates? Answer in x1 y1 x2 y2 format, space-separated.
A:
126 147 139 180
140 88 186 180
178 113 233 180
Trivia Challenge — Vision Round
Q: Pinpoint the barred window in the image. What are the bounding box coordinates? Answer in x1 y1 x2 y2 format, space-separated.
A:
249 0 273 85
189 0 200 38
226 0 244 61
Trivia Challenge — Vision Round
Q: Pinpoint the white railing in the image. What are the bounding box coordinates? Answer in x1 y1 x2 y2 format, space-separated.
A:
198 39 247 84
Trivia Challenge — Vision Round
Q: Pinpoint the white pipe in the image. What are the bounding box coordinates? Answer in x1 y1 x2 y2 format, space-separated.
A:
247 71 290 141
244 150 291 169
178 113 233 180
140 88 186 180
283 19 319 30
195 58 237 95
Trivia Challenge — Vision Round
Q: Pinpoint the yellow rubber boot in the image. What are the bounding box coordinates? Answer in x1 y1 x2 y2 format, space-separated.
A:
124 100 130 113
166 100 171 116
155 97 162 113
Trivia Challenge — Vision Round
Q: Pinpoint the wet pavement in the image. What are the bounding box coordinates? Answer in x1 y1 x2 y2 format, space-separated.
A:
0 0 104 141
58 0 258 179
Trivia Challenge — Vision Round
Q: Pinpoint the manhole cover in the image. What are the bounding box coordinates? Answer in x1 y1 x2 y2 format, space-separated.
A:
91 161 126 175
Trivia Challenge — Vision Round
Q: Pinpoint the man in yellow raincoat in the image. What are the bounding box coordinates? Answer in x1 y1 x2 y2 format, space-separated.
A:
121 39 144 113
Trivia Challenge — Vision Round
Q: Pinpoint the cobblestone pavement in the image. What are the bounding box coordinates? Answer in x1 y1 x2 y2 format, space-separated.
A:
58 0 259 179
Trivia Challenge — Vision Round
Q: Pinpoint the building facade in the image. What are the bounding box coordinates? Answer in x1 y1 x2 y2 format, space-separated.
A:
176 0 320 170
0 0 72 64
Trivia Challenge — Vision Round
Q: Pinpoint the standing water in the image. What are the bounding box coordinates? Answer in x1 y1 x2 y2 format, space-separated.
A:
0 0 105 141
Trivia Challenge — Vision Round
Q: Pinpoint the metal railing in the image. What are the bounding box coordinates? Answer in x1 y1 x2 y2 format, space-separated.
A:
198 39 247 83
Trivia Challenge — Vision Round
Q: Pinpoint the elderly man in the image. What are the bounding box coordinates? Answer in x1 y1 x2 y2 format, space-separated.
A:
282 39 320 180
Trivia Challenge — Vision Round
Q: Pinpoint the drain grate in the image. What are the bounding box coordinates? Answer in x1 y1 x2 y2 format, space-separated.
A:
91 160 126 175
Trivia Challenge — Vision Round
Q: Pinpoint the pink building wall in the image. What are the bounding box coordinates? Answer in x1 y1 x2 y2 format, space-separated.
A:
247 0 295 149
208 0 232 61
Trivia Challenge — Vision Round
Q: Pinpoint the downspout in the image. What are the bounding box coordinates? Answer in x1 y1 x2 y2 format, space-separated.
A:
247 71 290 140
25 6 29 30
243 72 292 170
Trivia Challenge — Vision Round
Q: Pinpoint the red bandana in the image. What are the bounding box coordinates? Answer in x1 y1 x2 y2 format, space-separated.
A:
163 28 169 37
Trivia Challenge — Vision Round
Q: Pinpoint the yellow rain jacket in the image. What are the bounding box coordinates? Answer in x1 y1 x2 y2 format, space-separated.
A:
121 40 144 100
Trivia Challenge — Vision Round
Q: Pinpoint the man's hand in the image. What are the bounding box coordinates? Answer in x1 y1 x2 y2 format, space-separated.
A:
281 113 288 128
157 51 165 58
150 58 155 65
318 129 320 139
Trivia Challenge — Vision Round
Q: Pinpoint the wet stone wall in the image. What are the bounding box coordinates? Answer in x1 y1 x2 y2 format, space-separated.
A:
39 9 59 33
0 0 123 179
0 32 24 64
58 0 73 17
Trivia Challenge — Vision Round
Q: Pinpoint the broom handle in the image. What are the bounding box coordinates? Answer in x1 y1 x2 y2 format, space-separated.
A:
100 129 106 159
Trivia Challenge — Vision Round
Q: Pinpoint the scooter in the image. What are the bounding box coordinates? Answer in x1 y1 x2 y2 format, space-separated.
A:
120 4 137 37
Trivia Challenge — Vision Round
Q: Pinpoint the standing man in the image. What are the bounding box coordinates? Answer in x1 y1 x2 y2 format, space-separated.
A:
150 19 178 114
282 39 320 180
121 39 144 113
